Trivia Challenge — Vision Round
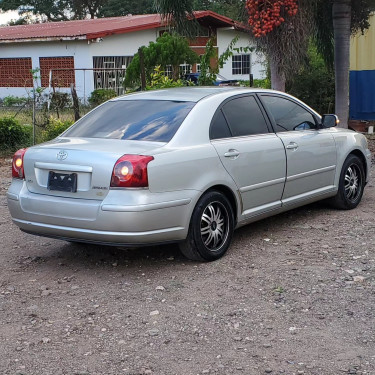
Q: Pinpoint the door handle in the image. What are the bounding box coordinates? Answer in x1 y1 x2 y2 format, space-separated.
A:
286 142 299 150
224 149 240 158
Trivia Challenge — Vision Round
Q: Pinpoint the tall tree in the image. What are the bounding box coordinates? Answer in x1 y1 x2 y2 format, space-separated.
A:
193 0 248 23
332 0 351 128
246 0 314 91
155 0 198 37
155 0 314 91
98 0 154 18
0 0 70 21
314 0 375 126
0 0 107 20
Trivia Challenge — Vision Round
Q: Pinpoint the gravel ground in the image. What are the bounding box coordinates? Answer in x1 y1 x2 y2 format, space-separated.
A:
0 138 374 375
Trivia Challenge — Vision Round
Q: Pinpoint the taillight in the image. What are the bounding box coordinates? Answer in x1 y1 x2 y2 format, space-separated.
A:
110 154 154 188
12 148 27 179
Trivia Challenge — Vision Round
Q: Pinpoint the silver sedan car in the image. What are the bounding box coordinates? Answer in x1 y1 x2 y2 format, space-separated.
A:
7 87 371 261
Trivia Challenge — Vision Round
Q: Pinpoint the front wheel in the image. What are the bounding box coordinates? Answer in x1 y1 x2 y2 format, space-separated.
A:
329 154 365 210
179 191 234 261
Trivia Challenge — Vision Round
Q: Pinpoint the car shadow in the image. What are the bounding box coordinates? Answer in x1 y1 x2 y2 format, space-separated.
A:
235 200 332 237
27 200 332 274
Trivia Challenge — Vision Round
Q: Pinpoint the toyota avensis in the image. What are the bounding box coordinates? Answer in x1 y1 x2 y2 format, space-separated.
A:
7 87 371 261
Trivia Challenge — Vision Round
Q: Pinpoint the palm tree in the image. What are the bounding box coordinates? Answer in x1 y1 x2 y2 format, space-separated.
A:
154 0 198 37
332 0 351 127
253 0 315 92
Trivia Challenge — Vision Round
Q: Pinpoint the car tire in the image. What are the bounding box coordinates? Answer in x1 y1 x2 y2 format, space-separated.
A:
329 154 365 210
179 191 234 261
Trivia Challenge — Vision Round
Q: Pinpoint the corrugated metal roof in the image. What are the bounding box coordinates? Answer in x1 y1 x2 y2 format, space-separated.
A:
350 14 375 71
0 11 246 43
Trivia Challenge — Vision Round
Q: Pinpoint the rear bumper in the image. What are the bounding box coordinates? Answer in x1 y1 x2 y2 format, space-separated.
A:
7 180 198 245
14 218 186 246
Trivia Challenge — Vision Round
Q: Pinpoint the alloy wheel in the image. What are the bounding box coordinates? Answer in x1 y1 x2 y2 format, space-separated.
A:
200 201 229 252
344 163 362 203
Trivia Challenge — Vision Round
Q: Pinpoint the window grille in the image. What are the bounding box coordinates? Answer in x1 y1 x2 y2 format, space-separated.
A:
232 54 251 75
93 56 132 95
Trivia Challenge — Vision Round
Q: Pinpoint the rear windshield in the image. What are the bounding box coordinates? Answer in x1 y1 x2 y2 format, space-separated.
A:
63 100 195 142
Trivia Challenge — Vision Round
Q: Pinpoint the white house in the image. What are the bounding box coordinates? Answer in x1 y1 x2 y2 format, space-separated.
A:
0 11 266 100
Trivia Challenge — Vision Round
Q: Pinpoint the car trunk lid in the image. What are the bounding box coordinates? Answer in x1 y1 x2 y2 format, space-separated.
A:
24 137 164 200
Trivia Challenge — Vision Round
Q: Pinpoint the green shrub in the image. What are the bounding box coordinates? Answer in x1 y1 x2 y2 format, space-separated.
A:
253 78 271 89
50 92 72 110
2 95 28 107
0 117 32 150
239 78 271 88
287 44 335 114
124 32 198 88
147 66 185 90
88 89 117 107
41 116 74 142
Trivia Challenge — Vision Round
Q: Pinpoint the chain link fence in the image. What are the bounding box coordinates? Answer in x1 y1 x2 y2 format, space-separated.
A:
0 68 130 147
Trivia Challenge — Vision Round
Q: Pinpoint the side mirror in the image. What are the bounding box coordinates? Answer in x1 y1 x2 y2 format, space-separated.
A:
321 114 339 128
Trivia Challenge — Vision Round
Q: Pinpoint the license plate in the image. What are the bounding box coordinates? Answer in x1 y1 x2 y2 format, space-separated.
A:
48 171 77 192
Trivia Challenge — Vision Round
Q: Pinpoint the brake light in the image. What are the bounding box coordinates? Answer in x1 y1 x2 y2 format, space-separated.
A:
110 154 154 188
12 148 27 179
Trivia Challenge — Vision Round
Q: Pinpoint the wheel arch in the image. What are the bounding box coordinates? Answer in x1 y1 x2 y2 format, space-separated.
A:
203 184 239 225
347 149 368 180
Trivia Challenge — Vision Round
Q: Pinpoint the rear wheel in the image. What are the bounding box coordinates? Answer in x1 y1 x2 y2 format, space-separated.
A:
179 191 234 261
329 154 365 210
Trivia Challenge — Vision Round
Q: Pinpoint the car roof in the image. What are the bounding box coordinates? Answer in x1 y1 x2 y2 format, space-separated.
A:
113 87 264 103
112 87 322 117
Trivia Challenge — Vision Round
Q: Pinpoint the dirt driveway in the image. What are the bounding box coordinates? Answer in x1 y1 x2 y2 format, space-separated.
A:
0 140 374 375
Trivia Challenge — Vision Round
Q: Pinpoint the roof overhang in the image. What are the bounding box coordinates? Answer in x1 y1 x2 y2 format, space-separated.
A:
0 11 250 44
85 20 164 39
0 36 87 43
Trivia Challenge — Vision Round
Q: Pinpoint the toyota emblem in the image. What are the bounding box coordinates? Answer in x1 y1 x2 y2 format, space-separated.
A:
57 150 68 161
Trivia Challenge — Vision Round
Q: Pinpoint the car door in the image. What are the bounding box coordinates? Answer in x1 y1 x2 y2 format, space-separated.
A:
259 94 337 206
210 95 286 218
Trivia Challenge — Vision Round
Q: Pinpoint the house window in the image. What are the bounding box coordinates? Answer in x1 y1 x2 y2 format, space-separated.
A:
0 58 33 87
179 64 192 76
232 54 251 75
196 26 210 37
165 65 173 77
40 57 75 88
93 56 132 95
165 64 192 78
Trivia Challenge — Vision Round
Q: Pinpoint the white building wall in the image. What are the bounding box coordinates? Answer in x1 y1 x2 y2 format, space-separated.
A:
88 29 158 57
0 27 266 100
0 40 90 99
0 28 158 100
217 28 266 80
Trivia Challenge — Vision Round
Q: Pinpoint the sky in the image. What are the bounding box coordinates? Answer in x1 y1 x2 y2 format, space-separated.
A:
0 10 19 25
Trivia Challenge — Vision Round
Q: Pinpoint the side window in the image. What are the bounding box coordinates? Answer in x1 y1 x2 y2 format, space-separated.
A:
210 110 231 139
261 95 316 132
221 96 269 137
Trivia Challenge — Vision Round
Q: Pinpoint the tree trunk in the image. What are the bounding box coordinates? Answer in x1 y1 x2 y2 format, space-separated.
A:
70 84 80 122
139 47 146 90
172 65 180 80
332 0 351 128
270 57 285 92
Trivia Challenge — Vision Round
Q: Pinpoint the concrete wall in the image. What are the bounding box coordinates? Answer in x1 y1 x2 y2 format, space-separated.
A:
217 28 266 80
